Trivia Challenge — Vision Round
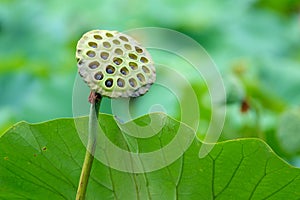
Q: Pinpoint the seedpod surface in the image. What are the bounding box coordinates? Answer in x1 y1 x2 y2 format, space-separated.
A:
76 30 156 98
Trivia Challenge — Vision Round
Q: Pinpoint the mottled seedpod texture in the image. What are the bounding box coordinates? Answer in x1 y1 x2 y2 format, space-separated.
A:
76 30 156 98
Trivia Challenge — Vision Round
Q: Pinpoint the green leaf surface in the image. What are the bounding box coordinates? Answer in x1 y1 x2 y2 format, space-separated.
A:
0 114 299 199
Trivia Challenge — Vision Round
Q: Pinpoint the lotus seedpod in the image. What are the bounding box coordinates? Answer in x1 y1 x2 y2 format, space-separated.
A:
76 30 156 98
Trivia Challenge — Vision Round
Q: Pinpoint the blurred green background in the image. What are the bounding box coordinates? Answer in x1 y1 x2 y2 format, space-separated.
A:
0 0 300 166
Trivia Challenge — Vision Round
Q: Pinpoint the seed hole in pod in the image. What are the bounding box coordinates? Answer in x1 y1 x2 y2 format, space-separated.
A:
120 67 129 75
88 42 97 48
115 48 123 55
94 72 104 80
106 32 113 37
113 57 123 65
129 62 138 70
76 57 80 62
78 60 83 65
117 78 125 87
135 46 143 53
129 78 137 88
140 57 149 63
119 35 129 42
94 35 102 40
137 73 146 83
77 49 82 54
106 65 115 74
103 41 111 48
78 71 84 77
142 66 150 73
89 61 100 69
100 52 109 60
86 50 96 57
105 78 113 87
124 44 132 50
128 53 137 60
113 39 120 45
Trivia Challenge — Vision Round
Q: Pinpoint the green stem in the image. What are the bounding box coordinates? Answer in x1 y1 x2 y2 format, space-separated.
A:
76 95 101 200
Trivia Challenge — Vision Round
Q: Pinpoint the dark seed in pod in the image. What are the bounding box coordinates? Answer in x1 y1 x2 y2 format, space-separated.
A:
106 65 115 74
128 53 137 60
113 57 123 65
89 61 100 69
113 39 120 45
103 42 111 48
117 78 125 87
129 62 138 70
106 32 113 37
137 73 145 82
135 46 143 53
88 42 97 48
129 78 137 87
94 72 103 80
87 51 95 57
119 36 129 42
105 79 113 87
142 66 150 73
94 35 102 40
100 52 109 60
140 57 148 63
120 67 129 75
107 68 113 74
115 48 123 55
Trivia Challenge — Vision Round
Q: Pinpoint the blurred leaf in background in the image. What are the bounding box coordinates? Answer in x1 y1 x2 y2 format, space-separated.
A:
0 0 299 165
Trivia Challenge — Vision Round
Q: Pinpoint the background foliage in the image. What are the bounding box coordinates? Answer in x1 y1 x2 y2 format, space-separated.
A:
0 0 299 168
